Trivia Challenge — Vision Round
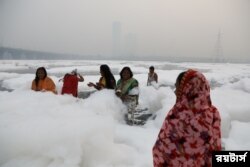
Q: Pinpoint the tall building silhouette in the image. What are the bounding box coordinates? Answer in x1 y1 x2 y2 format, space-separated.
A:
112 21 122 57
213 30 225 62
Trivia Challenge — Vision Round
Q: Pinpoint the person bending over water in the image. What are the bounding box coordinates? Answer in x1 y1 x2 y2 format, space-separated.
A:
61 69 84 97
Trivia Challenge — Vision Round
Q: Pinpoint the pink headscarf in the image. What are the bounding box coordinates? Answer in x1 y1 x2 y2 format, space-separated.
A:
153 69 221 167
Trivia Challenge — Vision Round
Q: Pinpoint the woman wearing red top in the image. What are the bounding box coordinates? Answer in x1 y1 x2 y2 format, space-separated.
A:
153 69 221 167
61 69 84 97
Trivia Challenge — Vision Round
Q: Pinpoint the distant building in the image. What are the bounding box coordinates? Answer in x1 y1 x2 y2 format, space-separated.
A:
213 30 225 63
112 21 122 57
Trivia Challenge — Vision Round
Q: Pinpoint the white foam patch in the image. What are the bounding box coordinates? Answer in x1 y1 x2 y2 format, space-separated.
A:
1 60 250 166
225 121 250 150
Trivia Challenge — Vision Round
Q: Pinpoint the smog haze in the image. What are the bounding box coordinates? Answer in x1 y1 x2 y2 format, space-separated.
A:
0 0 249 61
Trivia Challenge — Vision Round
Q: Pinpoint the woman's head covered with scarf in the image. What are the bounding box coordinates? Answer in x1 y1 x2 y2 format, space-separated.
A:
175 69 212 111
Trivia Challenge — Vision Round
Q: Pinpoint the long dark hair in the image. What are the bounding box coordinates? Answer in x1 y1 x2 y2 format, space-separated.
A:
119 66 133 79
35 67 47 86
100 64 116 89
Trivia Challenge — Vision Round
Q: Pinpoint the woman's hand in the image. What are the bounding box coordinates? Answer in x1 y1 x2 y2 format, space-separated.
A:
87 82 95 87
115 89 122 97
78 74 84 82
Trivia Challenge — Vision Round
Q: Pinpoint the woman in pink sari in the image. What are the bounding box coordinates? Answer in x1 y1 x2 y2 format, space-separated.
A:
153 69 221 167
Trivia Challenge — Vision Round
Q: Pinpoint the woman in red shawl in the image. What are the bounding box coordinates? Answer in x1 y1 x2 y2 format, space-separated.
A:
153 69 221 167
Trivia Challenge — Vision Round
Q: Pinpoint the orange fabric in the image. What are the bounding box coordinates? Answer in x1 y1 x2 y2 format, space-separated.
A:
31 77 57 94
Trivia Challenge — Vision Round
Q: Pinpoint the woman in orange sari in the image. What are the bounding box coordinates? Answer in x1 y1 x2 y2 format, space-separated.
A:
31 67 57 94
153 69 221 167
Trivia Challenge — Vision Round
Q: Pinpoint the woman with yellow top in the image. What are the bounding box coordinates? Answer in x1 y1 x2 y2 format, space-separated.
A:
87 64 116 90
31 67 57 94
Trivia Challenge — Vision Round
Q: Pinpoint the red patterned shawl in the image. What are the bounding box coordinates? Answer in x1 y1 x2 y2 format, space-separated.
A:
153 69 221 167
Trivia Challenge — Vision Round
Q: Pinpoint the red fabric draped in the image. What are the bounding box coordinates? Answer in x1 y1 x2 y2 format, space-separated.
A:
61 74 79 97
153 69 221 167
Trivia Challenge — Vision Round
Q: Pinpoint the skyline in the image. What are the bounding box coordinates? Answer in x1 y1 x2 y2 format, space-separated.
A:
0 0 249 60
2 46 250 63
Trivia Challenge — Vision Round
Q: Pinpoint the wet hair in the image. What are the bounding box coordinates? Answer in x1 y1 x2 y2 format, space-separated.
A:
176 71 186 87
174 71 186 100
100 64 116 89
35 67 47 86
149 66 154 70
119 66 133 79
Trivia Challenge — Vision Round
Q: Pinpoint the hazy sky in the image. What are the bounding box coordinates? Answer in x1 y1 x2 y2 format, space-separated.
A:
0 0 249 59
